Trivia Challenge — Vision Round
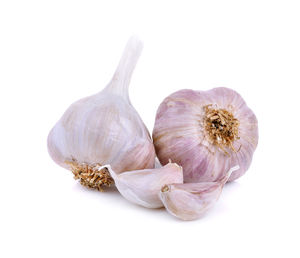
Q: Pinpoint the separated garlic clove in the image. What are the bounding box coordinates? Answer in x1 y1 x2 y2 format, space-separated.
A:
106 162 184 208
47 36 156 190
153 87 258 183
159 166 239 221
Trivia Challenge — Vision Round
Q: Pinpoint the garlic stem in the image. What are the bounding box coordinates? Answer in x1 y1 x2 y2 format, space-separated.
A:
104 36 143 102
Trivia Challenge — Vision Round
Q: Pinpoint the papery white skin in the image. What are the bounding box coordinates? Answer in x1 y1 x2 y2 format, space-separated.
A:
48 37 155 174
106 162 184 208
153 87 258 182
159 166 239 221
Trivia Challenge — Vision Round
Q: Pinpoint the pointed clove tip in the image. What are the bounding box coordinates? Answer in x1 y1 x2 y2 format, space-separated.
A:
97 164 116 178
228 165 240 176
220 165 241 185
166 160 182 169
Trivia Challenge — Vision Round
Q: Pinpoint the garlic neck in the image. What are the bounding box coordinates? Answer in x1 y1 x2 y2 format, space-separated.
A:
104 36 143 103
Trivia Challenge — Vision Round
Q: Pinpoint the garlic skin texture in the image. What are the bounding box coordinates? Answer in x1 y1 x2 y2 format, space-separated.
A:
159 166 239 221
107 162 183 208
47 37 155 188
153 87 258 182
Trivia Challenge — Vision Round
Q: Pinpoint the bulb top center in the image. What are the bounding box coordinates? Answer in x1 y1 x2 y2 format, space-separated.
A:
203 105 240 154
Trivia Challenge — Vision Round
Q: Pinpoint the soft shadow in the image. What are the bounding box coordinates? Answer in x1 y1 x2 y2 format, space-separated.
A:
71 180 240 223
72 181 120 196
223 180 241 193
72 182 179 219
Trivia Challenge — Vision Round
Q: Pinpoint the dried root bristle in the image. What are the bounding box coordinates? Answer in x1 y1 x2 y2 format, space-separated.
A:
65 160 114 191
203 104 240 155
161 185 170 192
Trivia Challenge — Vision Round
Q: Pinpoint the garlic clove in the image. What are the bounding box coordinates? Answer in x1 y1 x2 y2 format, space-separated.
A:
105 162 184 208
159 166 239 220
47 36 156 190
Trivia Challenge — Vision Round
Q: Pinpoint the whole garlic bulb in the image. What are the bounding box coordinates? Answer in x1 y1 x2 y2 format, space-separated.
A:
47 37 155 190
153 87 258 182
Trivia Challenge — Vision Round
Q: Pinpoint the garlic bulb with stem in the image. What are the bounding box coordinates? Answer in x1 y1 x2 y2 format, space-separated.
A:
105 162 183 208
153 87 258 183
159 166 239 221
47 36 155 190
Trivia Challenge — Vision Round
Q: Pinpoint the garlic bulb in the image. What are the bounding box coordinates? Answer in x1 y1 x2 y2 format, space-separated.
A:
47 37 155 190
159 166 239 220
106 162 183 208
153 87 258 182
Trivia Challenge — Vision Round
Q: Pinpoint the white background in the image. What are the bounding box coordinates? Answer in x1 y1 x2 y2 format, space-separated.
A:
0 0 299 257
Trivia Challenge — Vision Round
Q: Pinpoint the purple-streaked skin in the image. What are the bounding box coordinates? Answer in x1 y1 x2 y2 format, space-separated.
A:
153 87 258 182
159 166 239 221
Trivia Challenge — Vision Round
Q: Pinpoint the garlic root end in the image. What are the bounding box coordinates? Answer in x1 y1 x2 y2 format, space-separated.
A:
65 160 114 191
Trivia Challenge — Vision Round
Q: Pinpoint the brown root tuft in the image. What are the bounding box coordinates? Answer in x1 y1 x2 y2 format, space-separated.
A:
203 105 240 155
66 159 114 191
